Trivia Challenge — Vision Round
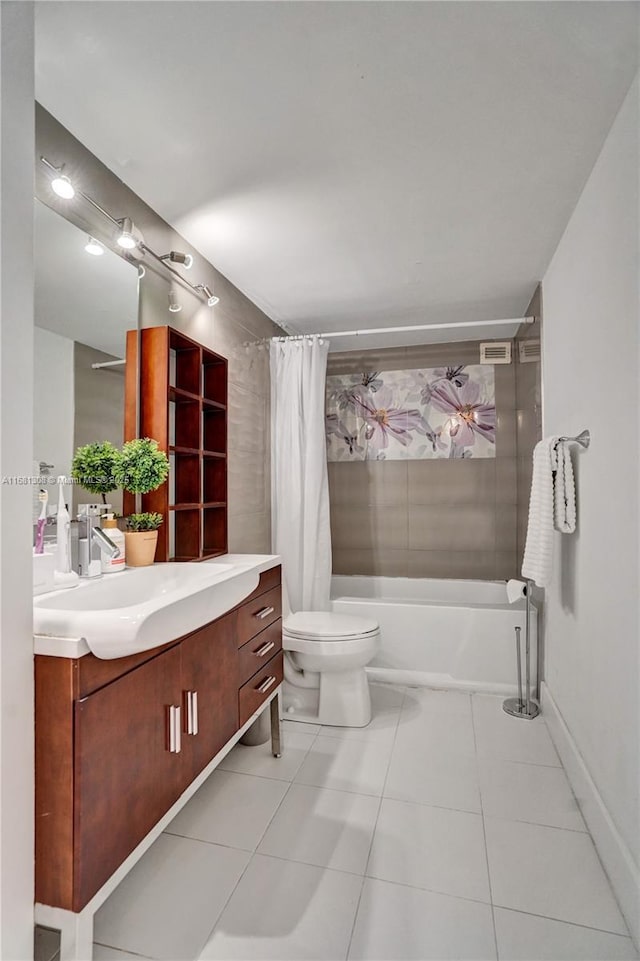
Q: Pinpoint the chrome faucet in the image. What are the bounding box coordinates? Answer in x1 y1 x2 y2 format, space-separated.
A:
77 504 121 578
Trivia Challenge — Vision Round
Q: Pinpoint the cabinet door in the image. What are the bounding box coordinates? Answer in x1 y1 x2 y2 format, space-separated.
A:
179 613 239 785
73 646 182 910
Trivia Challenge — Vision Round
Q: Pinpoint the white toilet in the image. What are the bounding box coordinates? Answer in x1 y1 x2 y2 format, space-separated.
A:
282 610 380 727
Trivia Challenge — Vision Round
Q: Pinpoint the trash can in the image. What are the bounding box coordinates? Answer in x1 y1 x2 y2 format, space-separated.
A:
240 708 270 746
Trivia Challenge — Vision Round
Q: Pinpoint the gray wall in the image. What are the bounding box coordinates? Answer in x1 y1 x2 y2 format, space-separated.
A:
73 342 125 516
36 105 284 553
515 288 542 568
326 340 519 580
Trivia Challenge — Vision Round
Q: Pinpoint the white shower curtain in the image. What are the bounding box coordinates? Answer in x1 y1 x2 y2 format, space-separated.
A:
270 337 332 613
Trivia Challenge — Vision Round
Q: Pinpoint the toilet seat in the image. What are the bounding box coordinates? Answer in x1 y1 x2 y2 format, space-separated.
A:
283 611 379 642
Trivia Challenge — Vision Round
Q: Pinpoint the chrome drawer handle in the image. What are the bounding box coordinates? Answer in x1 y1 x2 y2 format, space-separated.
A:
254 640 275 658
255 605 275 620
257 675 276 694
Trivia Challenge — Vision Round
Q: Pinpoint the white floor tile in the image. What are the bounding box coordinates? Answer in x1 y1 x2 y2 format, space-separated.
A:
199 854 363 960
494 907 638 960
348 878 496 960
219 730 316 781
282 719 322 735
472 695 560 766
402 687 473 718
319 683 404 743
478 757 586 831
395 706 477 758
94 947 151 961
165 770 289 851
258 783 379 874
384 738 481 813
367 798 490 903
94 834 250 960
294 735 394 796
485 818 628 934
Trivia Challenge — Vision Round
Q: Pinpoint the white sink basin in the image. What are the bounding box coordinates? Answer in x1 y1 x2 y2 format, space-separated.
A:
34 561 262 659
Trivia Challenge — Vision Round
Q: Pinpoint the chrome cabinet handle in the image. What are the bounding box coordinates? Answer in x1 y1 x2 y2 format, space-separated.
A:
167 704 182 753
254 640 275 658
255 606 275 620
192 691 199 736
184 691 199 736
175 705 181 753
257 675 276 694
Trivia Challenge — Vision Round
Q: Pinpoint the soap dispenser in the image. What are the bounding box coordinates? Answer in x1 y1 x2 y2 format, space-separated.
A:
101 514 126 573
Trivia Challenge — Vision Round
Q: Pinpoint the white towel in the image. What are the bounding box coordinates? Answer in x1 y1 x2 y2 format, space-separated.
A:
552 440 576 533
521 438 557 588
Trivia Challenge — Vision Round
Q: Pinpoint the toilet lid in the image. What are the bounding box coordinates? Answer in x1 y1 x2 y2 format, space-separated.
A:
283 611 379 640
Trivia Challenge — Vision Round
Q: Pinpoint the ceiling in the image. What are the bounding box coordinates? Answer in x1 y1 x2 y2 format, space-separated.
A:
35 200 139 358
35 1 638 345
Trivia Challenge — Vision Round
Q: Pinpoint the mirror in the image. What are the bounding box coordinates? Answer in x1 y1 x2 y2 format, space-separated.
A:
33 199 139 520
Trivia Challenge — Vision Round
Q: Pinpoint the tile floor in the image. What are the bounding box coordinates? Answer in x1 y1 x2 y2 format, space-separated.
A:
93 686 637 961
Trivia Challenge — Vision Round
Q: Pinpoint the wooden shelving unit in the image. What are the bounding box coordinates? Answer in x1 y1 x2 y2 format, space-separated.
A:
125 326 228 562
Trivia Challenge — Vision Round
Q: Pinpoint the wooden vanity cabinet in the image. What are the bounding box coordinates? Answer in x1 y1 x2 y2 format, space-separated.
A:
73 645 183 910
179 614 239 784
35 567 282 913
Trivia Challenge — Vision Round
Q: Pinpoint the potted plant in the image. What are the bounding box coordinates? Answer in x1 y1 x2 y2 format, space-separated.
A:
114 438 170 567
71 441 120 504
124 512 164 567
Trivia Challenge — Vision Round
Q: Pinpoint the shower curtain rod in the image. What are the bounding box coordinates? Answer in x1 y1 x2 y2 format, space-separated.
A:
271 316 535 342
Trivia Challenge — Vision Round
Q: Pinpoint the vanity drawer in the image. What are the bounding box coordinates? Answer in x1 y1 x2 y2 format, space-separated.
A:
238 619 283 687
238 650 283 727
236 585 281 648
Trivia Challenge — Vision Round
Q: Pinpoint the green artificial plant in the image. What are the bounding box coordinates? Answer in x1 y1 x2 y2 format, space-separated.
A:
114 438 170 495
125 512 164 532
71 441 120 504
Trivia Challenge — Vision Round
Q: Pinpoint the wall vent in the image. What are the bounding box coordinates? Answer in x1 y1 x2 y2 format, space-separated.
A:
480 341 512 364
518 339 541 363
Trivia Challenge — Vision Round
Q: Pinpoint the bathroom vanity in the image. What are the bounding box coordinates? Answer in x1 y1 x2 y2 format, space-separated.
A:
34 558 283 959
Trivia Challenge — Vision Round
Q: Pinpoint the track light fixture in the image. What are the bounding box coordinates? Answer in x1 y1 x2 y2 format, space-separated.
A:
39 156 220 309
40 157 76 199
196 284 219 307
51 174 75 199
161 251 193 270
116 217 141 250
84 237 104 256
168 291 182 313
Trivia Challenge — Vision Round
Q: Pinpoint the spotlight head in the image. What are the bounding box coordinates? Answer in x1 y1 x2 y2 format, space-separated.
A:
116 217 139 250
84 237 104 256
198 284 219 307
51 174 75 199
164 251 193 269
168 291 182 313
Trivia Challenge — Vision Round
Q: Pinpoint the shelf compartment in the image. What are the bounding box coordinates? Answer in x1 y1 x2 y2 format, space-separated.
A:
173 509 201 560
170 334 201 395
202 506 226 557
203 408 226 454
203 456 226 504
170 399 200 451
203 353 227 406
174 453 200 506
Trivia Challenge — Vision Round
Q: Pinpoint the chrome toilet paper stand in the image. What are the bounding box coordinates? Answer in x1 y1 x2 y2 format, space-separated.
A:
503 578 539 720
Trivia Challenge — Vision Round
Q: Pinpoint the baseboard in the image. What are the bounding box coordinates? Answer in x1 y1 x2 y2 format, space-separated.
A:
541 682 639 947
367 666 518 697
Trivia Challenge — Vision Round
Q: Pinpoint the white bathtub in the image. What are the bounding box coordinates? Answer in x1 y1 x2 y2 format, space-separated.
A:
331 575 537 695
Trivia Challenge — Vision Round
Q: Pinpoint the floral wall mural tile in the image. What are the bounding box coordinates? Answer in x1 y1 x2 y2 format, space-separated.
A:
326 365 496 461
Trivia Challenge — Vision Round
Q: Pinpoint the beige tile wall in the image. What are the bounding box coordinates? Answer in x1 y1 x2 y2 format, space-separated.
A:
327 340 519 580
